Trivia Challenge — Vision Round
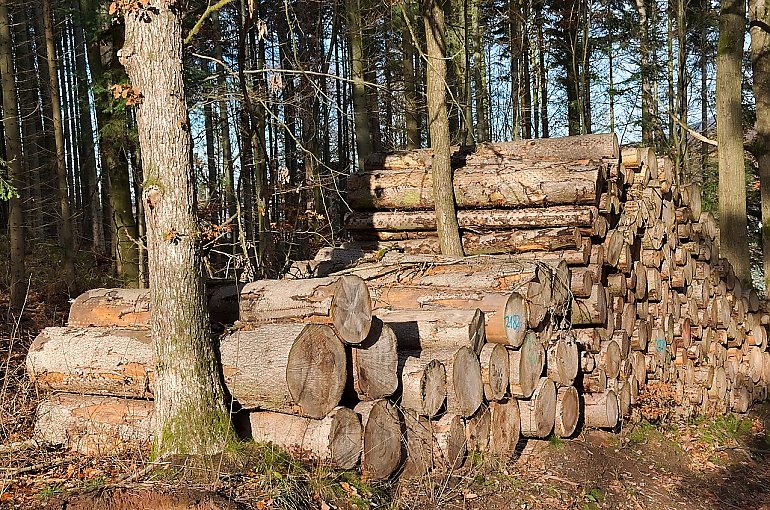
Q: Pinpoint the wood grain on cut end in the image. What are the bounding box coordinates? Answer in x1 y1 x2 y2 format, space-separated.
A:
351 319 398 400
489 398 521 459
287 324 347 419
331 275 373 344
357 400 402 480
480 343 510 401
509 332 546 398
519 377 556 438
554 386 579 437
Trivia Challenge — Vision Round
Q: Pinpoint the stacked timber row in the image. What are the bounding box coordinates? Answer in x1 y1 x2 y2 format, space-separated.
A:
25 134 770 480
342 133 770 424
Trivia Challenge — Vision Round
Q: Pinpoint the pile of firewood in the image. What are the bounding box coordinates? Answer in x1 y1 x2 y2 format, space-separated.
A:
25 134 770 480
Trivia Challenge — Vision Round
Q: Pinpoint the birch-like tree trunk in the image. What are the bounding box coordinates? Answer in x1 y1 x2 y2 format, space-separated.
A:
119 0 235 456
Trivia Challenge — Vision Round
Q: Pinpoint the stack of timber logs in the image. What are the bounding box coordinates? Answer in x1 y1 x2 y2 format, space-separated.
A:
26 133 770 480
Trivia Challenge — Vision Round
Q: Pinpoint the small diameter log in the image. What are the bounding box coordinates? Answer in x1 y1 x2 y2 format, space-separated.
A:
351 319 399 400
240 275 372 345
248 407 362 469
401 411 433 478
344 206 597 231
26 327 154 398
583 390 619 429
348 159 604 210
465 406 492 453
480 343 510 401
519 377 557 438
34 394 154 455
582 369 608 393
573 328 601 353
355 400 403 480
431 414 468 469
488 399 521 459
554 386 580 438
399 353 447 418
598 340 622 379
571 268 595 298
509 332 546 398
546 336 579 386
445 346 484 417
377 308 485 353
571 283 608 326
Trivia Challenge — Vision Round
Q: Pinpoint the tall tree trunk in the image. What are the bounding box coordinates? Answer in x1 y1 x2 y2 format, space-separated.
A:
471 0 489 142
346 0 373 168
212 12 236 250
79 0 139 285
43 0 76 292
120 0 235 456
423 0 464 256
72 0 102 252
536 0 548 137
750 0 770 288
510 0 520 139
717 0 750 283
403 1 421 149
636 0 654 144
521 1 532 139
0 0 25 312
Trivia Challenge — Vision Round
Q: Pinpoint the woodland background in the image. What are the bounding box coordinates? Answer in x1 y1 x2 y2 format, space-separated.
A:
0 0 763 305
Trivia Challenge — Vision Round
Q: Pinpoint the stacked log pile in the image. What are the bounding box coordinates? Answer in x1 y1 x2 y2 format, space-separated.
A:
25 133 770 480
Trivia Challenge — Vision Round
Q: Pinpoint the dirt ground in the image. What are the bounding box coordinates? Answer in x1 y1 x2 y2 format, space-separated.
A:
4 291 770 509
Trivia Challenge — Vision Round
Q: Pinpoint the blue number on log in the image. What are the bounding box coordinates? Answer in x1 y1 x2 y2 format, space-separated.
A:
655 338 666 353
505 314 522 330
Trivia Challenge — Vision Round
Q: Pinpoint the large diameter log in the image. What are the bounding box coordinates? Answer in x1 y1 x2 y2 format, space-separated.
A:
350 319 399 400
348 160 604 211
554 386 580 438
239 275 372 345
363 135 618 172
519 377 557 438
509 332 546 398
399 354 446 417
355 400 403 480
67 283 241 327
376 308 485 353
28 325 348 418
248 407 362 469
223 324 348 418
546 336 580 386
488 399 521 459
34 394 154 455
583 390 619 429
345 206 598 231
480 343 510 401
370 285 523 345
26 327 155 398
358 227 581 255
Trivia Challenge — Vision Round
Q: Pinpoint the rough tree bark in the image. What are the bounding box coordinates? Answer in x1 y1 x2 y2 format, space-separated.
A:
0 0 25 312
422 0 464 256
119 0 235 456
717 0 750 283
750 0 770 288
346 0 374 168
43 0 76 292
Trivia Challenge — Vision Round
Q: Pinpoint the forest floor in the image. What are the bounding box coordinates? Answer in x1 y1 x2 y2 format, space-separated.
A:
4 278 770 509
